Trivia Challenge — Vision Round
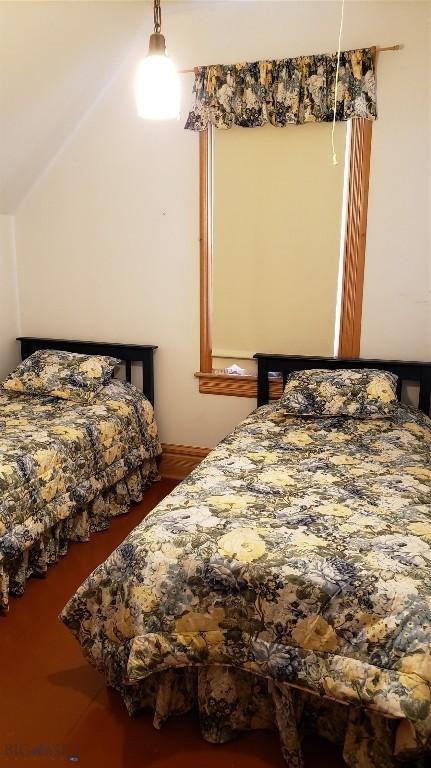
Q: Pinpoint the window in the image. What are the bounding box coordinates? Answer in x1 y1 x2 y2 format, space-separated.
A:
196 119 372 398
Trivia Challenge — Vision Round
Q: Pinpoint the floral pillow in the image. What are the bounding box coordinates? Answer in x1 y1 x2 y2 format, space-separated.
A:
2 350 120 404
279 368 398 418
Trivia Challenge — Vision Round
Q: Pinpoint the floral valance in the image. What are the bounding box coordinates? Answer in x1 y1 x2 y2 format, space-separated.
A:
185 48 376 130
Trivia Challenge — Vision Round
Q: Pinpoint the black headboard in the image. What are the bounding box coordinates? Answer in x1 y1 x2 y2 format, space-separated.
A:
18 337 157 406
254 353 431 414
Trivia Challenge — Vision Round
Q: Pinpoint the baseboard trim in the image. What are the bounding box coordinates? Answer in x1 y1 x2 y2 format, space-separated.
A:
160 443 211 480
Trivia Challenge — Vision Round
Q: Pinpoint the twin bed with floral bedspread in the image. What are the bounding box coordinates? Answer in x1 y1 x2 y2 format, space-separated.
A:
61 363 431 768
0 342 160 611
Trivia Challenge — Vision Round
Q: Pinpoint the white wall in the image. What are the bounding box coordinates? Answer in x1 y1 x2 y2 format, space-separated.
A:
0 216 20 378
360 4 430 361
14 2 430 447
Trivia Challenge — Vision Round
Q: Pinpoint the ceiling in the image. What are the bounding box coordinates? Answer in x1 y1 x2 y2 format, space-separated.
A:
0 1 151 214
0 0 404 214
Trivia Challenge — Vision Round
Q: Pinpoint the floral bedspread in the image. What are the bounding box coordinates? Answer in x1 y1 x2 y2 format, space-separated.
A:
0 380 160 594
61 403 431 767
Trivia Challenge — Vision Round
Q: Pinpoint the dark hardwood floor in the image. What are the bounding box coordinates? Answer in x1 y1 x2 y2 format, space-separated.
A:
0 479 345 768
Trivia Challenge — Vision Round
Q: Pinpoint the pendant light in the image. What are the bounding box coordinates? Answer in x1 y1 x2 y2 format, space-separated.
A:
135 0 180 120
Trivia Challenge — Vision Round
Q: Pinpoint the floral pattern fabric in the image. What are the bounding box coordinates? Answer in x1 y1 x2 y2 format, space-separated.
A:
0 379 161 610
280 368 397 418
1 462 159 612
185 48 376 131
2 349 120 403
61 402 431 768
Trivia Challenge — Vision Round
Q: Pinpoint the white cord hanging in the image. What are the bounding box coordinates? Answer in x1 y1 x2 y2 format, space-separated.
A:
332 0 346 165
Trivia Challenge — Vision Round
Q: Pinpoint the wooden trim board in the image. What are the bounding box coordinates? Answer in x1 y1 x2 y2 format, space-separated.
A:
338 118 373 357
160 443 211 480
199 128 213 373
195 371 283 399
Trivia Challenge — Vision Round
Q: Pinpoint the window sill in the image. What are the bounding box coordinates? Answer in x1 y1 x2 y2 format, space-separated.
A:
195 371 283 399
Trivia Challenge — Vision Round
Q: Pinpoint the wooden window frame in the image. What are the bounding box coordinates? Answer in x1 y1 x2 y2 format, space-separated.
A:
195 118 373 397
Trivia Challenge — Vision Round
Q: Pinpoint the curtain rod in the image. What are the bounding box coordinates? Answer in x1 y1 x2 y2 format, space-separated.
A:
178 44 402 74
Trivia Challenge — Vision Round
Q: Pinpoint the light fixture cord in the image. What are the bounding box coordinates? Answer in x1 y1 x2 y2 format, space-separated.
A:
332 0 345 166
154 0 161 33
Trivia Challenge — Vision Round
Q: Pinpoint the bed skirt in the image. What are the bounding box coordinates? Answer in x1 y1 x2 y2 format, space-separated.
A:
113 666 430 768
0 458 159 611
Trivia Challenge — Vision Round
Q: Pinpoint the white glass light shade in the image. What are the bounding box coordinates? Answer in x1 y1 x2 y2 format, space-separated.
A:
135 53 180 120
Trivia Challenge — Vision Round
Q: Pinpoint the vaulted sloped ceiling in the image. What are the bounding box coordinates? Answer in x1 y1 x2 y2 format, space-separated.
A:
0 1 150 214
0 0 392 215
